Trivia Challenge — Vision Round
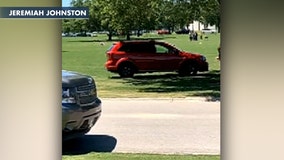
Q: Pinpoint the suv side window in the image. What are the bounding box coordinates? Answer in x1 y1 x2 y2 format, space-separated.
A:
155 44 170 54
118 43 136 52
142 43 156 53
119 43 156 53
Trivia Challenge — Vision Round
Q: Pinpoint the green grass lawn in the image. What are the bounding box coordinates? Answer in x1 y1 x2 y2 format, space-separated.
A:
62 153 220 160
62 33 220 98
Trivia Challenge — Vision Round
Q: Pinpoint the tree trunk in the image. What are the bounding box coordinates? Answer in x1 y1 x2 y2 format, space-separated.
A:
126 33 131 40
108 35 112 41
168 26 171 34
107 31 112 41
137 30 141 37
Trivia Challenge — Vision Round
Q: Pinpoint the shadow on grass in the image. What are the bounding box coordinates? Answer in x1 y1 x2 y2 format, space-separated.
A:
111 70 220 99
62 135 117 155
67 36 177 43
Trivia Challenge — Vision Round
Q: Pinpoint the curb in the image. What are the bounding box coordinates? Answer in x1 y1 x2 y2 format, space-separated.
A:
101 97 220 102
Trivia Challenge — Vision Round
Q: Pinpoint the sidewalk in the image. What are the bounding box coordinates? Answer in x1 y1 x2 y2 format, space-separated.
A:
101 96 220 102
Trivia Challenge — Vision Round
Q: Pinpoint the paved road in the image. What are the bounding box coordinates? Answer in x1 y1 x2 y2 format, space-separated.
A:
63 98 220 155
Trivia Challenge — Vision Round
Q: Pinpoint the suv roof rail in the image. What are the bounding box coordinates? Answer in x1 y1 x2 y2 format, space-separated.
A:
118 39 157 43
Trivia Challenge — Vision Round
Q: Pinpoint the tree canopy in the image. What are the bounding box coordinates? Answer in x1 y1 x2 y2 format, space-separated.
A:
62 0 221 40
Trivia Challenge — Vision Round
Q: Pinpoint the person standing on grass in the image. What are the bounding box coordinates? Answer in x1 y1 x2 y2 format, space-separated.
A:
200 33 203 40
193 32 198 41
216 46 221 61
189 31 193 41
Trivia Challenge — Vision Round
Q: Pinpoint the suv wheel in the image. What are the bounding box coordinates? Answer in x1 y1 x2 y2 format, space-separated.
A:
178 62 197 76
118 63 135 78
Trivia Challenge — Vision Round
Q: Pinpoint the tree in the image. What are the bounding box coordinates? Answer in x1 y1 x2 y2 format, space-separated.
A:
130 0 161 36
202 0 221 32
187 0 220 32
175 0 191 29
93 0 162 40
62 19 71 33
158 0 195 32
62 0 102 34
94 0 117 40
62 0 221 37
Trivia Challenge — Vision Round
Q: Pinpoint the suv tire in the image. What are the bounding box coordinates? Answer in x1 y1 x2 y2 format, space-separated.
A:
118 63 135 78
178 62 197 76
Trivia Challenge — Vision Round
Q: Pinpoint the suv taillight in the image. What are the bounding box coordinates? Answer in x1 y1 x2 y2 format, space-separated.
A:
106 52 112 60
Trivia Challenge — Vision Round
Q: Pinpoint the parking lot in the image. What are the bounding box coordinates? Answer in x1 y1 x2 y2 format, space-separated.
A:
63 98 220 155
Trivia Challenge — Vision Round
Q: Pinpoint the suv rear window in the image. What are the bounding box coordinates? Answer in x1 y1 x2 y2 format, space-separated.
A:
107 45 114 52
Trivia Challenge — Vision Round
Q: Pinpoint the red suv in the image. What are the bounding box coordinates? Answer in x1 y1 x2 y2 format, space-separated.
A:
105 40 209 77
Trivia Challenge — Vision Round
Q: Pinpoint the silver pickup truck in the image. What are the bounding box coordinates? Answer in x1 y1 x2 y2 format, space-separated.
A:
62 70 102 141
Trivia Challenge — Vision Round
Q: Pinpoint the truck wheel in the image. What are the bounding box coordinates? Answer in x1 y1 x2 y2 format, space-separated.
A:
118 64 135 78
